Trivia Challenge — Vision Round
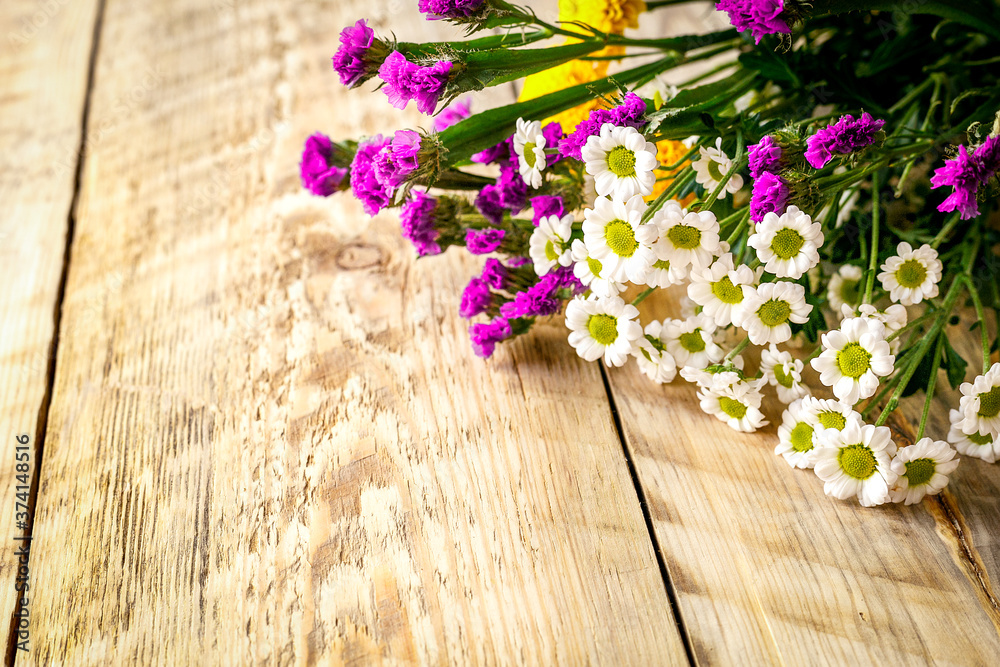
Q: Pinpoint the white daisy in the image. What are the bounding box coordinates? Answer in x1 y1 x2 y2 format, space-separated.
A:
813 415 898 507
679 356 745 388
687 253 759 327
699 375 768 432
634 320 678 384
565 294 643 367
570 239 624 298
581 123 658 200
889 438 959 505
582 195 658 284
733 281 811 346
528 213 574 276
877 242 942 306
692 137 744 195
956 362 1000 437
841 302 907 353
513 117 548 188
775 396 859 469
650 200 721 271
827 264 863 312
810 316 894 405
747 206 823 279
947 408 1000 463
662 314 723 369
636 257 688 288
760 344 809 403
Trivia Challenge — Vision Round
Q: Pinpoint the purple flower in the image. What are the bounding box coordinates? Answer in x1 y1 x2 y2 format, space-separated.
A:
373 130 421 189
433 98 472 132
530 195 564 226
804 112 886 169
559 92 648 160
300 133 349 196
400 191 442 256
499 266 583 319
475 185 505 225
931 136 1000 220
466 228 505 254
378 51 453 115
472 138 512 165
497 162 528 213
750 172 790 222
481 258 508 289
350 135 393 215
460 277 493 318
418 0 486 19
507 256 530 268
715 0 790 44
748 135 782 179
469 316 512 358
333 20 376 87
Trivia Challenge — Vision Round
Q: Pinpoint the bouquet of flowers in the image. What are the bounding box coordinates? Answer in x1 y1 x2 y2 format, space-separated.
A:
301 0 1000 508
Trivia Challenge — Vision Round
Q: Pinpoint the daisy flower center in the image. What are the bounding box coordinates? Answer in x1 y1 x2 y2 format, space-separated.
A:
545 240 560 262
607 146 637 177
586 256 603 277
605 219 639 257
771 228 805 260
817 410 846 430
895 259 927 287
719 396 748 419
837 443 877 480
652 259 671 271
679 330 706 353
789 422 814 452
587 314 619 346
773 363 794 388
711 276 743 304
968 431 994 445
977 386 1000 418
757 299 791 327
667 224 702 250
523 142 538 168
836 342 872 379
904 458 936 486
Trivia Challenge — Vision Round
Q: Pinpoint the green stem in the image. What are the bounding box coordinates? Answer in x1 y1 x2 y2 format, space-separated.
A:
631 287 656 306
723 208 752 247
641 169 697 223
885 310 936 343
863 171 881 305
930 212 962 249
915 333 945 440
725 337 750 362
965 276 991 374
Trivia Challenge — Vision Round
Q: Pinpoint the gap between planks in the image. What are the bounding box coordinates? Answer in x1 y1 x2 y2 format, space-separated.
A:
3 0 108 665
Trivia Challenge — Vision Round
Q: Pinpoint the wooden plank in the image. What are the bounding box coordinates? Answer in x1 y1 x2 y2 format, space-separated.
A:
606 289 1000 664
24 0 686 663
0 0 101 655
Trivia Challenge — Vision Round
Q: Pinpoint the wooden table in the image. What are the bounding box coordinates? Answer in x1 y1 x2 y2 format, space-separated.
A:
2 0 999 664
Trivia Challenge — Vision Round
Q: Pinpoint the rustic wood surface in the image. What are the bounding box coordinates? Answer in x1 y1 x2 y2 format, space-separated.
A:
1 0 999 665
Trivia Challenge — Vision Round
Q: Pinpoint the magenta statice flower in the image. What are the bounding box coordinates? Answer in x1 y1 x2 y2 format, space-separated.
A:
350 135 393 215
748 135 782 179
715 0 789 45
378 51 453 115
433 98 472 132
469 316 512 358
466 228 505 254
500 267 583 319
419 0 486 19
804 112 886 169
373 130 421 188
481 258 508 289
333 19 377 87
530 195 564 226
300 133 349 196
460 277 493 318
471 138 511 165
400 191 442 256
559 92 648 160
931 136 1000 219
475 185 505 225
497 162 527 213
750 172 790 222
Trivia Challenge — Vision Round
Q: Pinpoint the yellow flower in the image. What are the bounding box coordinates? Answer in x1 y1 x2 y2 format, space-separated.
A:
518 58 609 131
558 0 646 35
651 139 696 205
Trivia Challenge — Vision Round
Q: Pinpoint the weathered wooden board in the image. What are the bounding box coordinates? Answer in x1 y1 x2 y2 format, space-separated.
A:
605 288 1000 665
22 0 685 663
0 0 101 655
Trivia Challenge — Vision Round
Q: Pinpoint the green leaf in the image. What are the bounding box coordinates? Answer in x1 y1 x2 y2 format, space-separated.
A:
645 70 757 136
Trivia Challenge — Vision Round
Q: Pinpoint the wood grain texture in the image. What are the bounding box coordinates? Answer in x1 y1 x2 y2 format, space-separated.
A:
23 0 685 663
605 289 1000 665
0 0 100 653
